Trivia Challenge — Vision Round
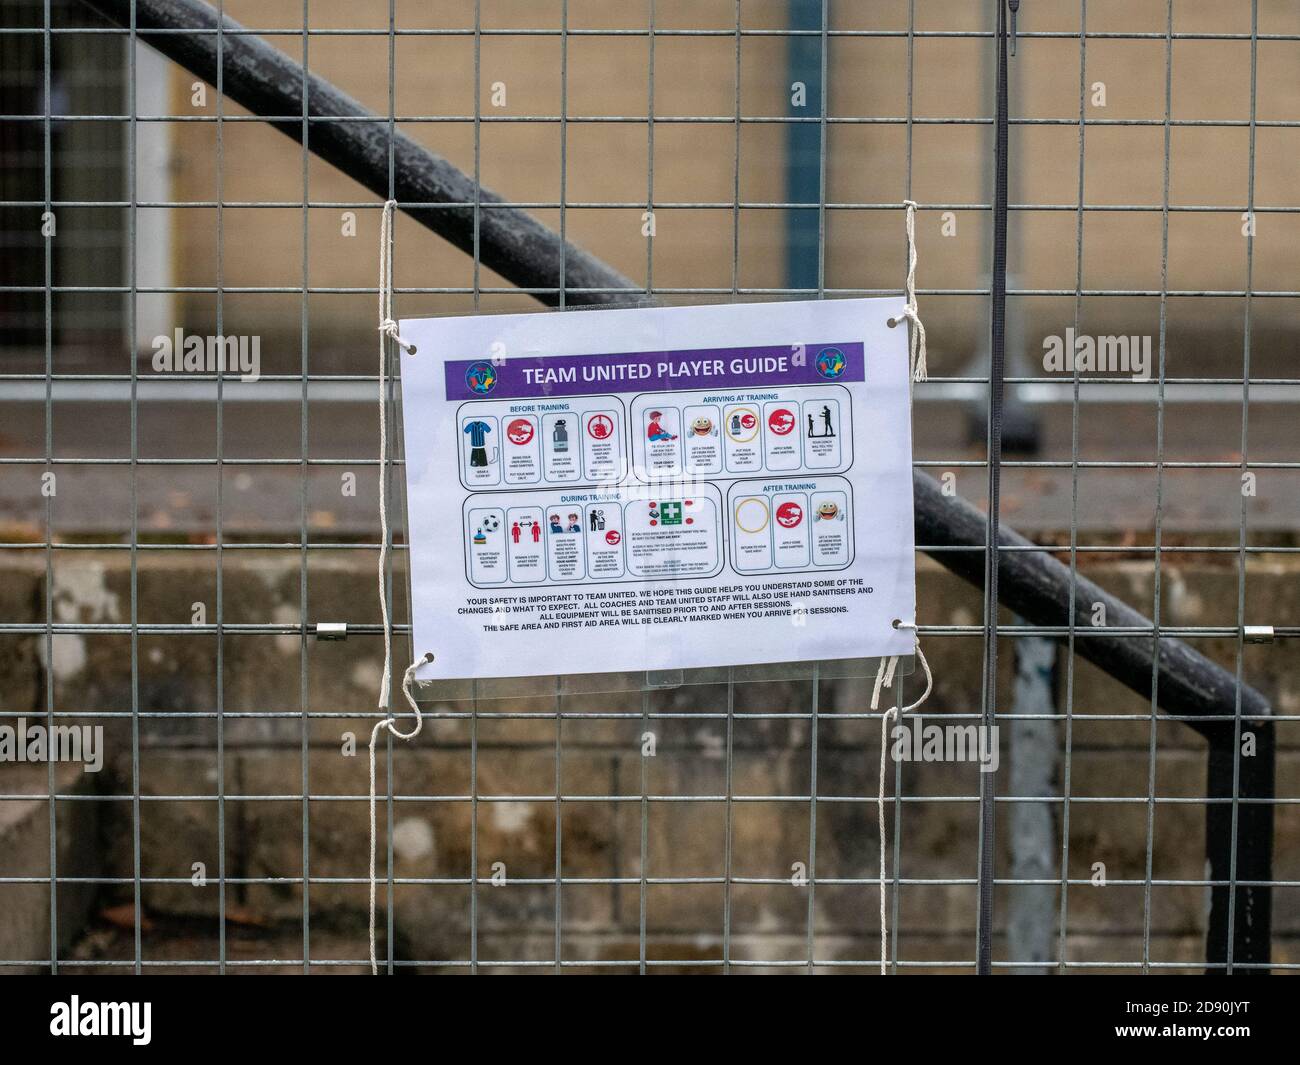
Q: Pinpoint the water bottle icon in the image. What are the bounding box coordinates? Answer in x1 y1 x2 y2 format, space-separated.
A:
552 418 569 452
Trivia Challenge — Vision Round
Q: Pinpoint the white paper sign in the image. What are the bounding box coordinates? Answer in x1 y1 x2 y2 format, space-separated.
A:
399 299 916 680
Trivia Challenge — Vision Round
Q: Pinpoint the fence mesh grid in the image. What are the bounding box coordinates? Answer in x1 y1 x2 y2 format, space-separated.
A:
0 1 1296 973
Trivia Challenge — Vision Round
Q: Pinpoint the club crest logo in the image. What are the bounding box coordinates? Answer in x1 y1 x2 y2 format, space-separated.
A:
465 361 497 395
815 347 846 380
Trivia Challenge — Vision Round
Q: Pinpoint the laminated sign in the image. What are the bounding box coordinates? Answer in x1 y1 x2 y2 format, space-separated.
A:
399 299 916 680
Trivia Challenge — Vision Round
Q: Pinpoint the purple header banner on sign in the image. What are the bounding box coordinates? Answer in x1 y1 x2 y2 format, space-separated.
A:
444 341 864 402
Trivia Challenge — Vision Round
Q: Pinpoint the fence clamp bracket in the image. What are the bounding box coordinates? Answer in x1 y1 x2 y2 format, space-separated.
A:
316 622 348 641
1243 625 1274 645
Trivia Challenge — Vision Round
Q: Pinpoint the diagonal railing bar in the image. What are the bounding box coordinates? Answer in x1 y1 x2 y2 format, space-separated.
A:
83 0 636 306
79 0 1274 974
914 475 1273 974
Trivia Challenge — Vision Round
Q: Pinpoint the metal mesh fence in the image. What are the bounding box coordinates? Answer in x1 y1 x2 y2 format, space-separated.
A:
0 0 1296 973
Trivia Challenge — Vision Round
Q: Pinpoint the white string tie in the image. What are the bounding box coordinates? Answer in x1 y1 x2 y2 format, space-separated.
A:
370 198 431 974
368 653 432 975
888 199 927 383
378 201 416 356
379 318 415 355
872 622 933 974
377 199 418 711
877 203 929 967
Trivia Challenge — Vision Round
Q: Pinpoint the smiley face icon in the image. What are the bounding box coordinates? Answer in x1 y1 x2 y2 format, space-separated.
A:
815 500 842 522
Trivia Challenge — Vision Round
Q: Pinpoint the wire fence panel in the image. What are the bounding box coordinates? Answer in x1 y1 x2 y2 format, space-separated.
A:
0 0 1295 974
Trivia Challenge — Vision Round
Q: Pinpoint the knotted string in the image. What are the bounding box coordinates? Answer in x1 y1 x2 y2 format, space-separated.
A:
377 200 407 712
873 198 931 968
888 199 927 383
370 198 431 974
369 654 431 974
378 199 416 361
871 624 933 974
